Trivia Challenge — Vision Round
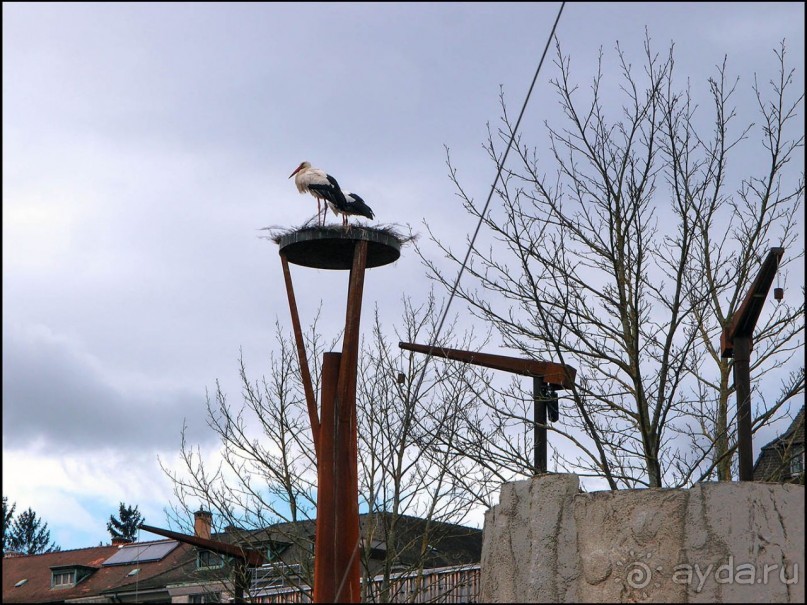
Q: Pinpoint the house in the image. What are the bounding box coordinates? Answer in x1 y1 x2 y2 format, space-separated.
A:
1 538 214 603
753 405 805 483
230 513 482 603
2 511 482 603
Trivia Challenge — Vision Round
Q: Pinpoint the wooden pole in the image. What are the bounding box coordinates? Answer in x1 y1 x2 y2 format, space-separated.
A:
333 239 367 603
734 337 754 481
720 247 784 481
533 377 547 474
280 252 320 456
313 352 341 602
313 240 367 604
277 229 397 602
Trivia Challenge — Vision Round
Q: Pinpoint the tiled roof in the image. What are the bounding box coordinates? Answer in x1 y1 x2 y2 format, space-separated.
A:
2 513 483 603
753 405 805 482
1 540 193 603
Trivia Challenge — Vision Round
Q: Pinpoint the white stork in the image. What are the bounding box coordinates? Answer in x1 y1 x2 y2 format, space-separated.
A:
288 161 348 226
326 191 375 228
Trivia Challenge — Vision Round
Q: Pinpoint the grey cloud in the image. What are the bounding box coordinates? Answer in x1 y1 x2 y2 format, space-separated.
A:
2 324 213 453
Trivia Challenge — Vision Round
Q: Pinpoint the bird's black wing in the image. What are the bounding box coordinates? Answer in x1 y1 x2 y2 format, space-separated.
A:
346 193 374 220
313 174 347 210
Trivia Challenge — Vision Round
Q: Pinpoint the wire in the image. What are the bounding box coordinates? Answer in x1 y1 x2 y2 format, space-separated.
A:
334 4 566 599
409 1 566 402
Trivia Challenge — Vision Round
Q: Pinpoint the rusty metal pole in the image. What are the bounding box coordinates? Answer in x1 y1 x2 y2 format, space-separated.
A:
533 376 547 474
314 352 341 602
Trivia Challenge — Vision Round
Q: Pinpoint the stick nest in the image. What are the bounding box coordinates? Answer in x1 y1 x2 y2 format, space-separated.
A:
260 219 418 246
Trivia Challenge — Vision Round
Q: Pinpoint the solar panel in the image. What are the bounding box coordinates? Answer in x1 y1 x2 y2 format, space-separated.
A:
103 541 179 566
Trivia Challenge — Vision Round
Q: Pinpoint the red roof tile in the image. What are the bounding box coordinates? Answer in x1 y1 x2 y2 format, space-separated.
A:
2 540 193 603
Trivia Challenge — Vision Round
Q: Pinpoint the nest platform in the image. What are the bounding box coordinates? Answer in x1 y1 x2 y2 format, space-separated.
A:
274 225 405 270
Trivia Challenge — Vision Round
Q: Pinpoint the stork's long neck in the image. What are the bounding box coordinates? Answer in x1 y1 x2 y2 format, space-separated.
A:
294 172 307 194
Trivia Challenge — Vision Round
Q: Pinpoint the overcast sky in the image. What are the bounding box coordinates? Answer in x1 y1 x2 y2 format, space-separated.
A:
3 2 804 550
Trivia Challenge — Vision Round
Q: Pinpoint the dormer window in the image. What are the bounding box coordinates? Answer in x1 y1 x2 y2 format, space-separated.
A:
197 549 225 569
52 570 75 588
50 565 94 589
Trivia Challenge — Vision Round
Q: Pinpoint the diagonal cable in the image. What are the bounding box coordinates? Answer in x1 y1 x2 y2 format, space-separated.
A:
409 1 566 404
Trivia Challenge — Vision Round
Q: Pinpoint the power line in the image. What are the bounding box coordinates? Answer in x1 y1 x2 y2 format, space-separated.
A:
336 6 566 596
409 1 566 401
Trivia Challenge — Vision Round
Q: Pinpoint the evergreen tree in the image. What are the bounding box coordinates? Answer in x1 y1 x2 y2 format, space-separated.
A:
2 496 16 555
107 502 144 542
7 507 60 555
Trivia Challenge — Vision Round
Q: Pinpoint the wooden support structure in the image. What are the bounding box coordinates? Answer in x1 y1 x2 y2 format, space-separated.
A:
720 247 785 481
280 253 320 457
277 227 400 603
311 239 367 602
139 524 265 603
399 342 576 474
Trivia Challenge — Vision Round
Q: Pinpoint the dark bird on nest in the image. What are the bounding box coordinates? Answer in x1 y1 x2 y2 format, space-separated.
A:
327 191 375 228
288 161 348 226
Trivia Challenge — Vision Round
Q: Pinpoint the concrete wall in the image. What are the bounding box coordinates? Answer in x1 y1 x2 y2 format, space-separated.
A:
481 474 804 603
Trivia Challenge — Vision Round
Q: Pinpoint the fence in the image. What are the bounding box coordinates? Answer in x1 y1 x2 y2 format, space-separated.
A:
253 563 480 603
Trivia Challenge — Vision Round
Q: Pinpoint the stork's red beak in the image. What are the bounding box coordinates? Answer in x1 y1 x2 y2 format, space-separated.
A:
289 165 302 178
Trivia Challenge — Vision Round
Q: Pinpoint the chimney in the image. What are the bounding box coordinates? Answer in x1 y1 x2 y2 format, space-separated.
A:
194 509 212 540
111 537 133 547
4 550 24 558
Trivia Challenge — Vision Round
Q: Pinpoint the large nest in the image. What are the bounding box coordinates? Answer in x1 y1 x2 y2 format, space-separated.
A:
261 219 417 246
261 220 417 270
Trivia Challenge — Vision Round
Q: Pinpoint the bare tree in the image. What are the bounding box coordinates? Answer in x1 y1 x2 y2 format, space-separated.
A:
357 294 491 602
421 36 804 489
161 296 492 602
160 314 332 596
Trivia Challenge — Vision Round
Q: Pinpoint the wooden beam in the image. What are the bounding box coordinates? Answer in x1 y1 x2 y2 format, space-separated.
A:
717 246 785 482
280 253 320 456
399 342 576 389
139 524 266 567
721 247 784 358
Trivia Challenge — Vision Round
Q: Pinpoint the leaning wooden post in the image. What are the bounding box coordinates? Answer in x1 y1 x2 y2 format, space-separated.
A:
332 239 367 602
720 247 784 481
275 227 402 603
280 252 320 456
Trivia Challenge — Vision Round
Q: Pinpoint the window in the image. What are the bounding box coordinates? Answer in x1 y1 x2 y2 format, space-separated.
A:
52 570 76 588
197 549 225 569
189 592 221 603
266 541 290 561
790 446 804 476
